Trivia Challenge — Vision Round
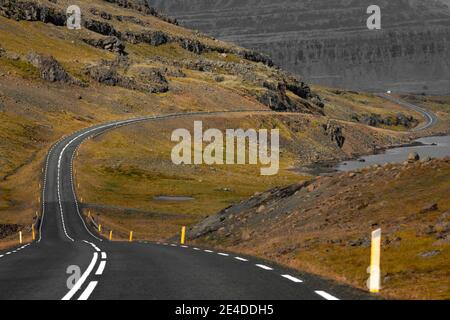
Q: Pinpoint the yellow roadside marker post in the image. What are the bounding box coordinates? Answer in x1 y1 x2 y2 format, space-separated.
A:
19 231 23 244
368 228 381 293
181 226 186 245
109 230 113 241
98 224 102 233
129 231 133 242
32 224 35 241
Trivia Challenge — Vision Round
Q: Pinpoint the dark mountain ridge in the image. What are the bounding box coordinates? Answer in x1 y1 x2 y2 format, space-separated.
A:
150 0 450 94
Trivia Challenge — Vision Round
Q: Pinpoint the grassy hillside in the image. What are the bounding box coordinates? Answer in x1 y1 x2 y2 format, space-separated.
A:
0 0 447 255
189 158 450 300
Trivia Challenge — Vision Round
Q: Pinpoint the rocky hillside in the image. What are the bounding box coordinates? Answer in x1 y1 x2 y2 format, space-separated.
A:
0 0 329 243
0 0 328 113
151 0 450 94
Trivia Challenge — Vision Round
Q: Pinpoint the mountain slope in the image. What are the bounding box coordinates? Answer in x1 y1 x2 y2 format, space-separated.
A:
150 0 450 94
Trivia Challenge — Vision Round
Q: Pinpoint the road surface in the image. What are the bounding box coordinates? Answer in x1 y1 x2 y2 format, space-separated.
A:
376 93 438 131
0 111 372 300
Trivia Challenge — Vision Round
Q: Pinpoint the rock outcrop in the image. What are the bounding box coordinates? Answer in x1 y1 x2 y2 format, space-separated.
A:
85 64 169 93
26 52 81 84
324 122 345 148
83 36 126 55
352 113 419 129
0 0 65 25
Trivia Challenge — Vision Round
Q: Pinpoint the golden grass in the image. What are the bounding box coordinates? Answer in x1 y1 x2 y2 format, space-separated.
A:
194 161 450 300
74 114 308 240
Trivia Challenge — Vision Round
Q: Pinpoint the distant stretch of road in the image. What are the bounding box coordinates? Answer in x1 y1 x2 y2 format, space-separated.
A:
0 110 371 300
376 93 438 131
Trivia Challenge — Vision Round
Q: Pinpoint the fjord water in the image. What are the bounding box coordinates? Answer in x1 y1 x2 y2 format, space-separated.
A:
337 135 450 171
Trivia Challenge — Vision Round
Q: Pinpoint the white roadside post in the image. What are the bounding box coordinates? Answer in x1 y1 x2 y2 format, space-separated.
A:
368 228 381 293
19 231 23 244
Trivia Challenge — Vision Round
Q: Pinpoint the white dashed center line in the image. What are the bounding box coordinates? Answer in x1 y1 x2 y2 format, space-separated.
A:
101 252 107 259
235 257 248 262
204 250 214 253
255 264 273 271
315 291 339 300
281 275 303 283
218 253 229 256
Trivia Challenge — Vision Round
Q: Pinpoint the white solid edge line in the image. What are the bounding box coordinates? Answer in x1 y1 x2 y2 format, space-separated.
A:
78 281 98 300
235 257 248 262
95 260 107 275
256 264 273 270
62 252 98 300
101 252 107 259
315 291 340 301
281 275 303 283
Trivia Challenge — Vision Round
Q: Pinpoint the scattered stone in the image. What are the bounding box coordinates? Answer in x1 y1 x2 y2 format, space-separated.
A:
213 75 225 82
347 238 370 247
418 250 441 258
256 205 265 214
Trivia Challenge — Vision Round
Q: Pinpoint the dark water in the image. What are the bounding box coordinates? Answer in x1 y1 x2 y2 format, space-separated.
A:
336 135 450 172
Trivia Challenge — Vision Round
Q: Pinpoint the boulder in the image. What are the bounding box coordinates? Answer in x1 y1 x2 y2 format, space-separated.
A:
408 152 420 162
420 203 438 214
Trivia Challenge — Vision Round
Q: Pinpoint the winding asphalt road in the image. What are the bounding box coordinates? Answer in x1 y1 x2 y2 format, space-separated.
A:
376 93 438 131
0 111 372 300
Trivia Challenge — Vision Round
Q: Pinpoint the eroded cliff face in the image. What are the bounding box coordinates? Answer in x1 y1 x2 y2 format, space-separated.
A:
150 0 450 94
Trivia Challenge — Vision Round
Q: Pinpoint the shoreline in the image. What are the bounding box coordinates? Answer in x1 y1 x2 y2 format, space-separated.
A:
295 132 450 176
